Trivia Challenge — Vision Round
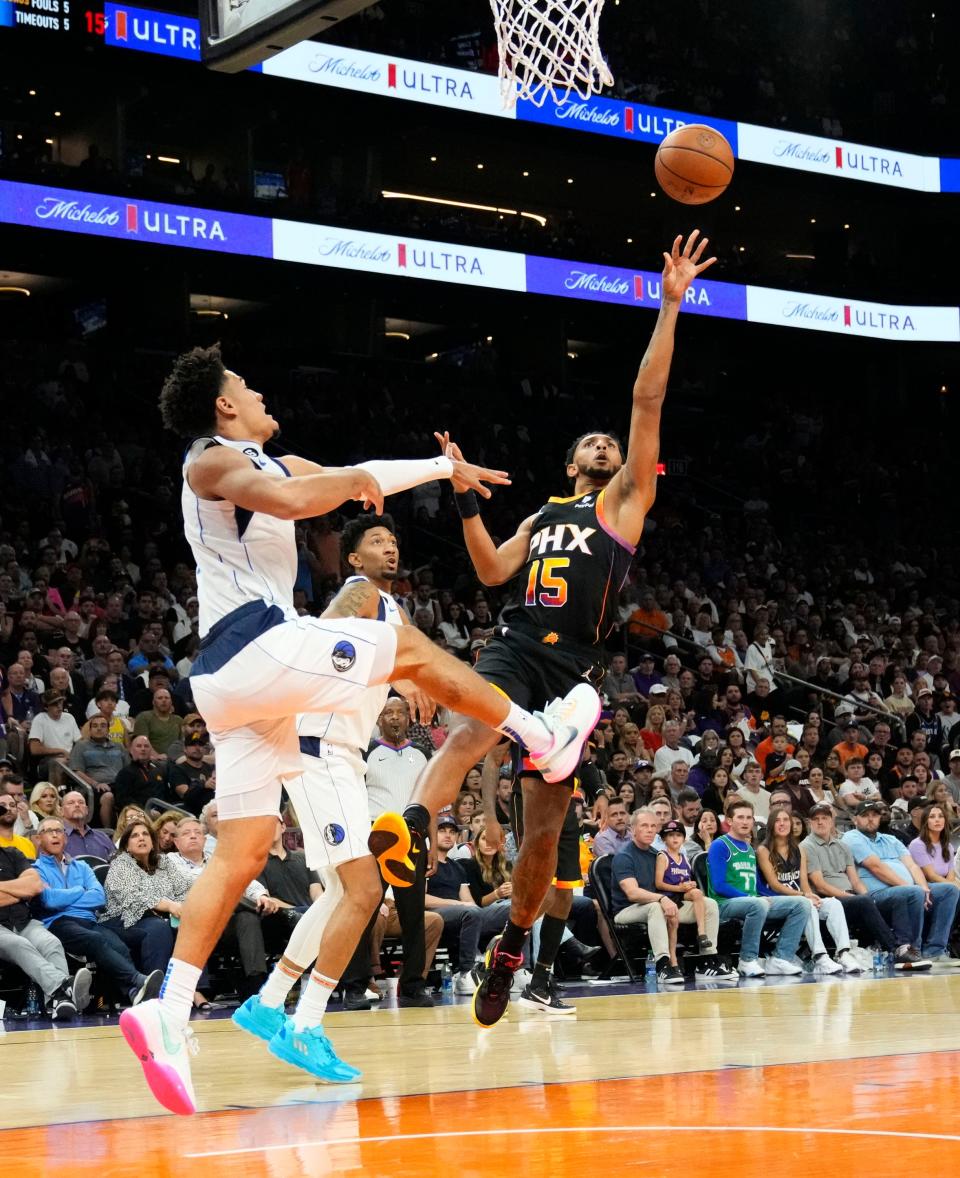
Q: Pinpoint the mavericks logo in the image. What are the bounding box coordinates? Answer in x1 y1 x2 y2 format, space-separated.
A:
331 640 356 672
324 823 346 846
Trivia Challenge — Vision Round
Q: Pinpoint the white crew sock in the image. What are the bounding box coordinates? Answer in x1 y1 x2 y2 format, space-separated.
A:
259 958 304 1009
292 970 337 1031
158 959 203 1030
498 702 552 757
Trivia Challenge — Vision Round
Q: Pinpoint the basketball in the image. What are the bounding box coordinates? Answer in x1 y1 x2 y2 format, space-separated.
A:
655 124 735 205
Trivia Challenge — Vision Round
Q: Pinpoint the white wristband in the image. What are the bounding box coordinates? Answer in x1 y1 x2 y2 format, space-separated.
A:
352 456 454 498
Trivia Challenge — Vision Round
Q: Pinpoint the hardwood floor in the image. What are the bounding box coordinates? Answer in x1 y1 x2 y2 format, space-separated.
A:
6 973 960 1176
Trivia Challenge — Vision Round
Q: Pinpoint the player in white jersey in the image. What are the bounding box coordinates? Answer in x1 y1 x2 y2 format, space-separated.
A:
232 514 416 1081
120 343 602 1116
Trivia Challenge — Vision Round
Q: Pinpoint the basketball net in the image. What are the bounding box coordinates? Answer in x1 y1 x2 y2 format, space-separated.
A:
489 0 614 108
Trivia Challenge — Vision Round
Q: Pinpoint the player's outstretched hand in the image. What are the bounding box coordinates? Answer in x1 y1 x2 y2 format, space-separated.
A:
350 469 384 513
661 229 717 301
434 430 511 499
451 460 511 499
434 429 464 462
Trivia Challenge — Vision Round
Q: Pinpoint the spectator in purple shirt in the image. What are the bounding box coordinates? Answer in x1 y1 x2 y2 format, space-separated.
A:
62 791 115 862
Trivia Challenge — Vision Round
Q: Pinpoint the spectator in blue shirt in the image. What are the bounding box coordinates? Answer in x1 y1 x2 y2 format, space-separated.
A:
842 801 958 964
705 799 809 978
33 818 163 1006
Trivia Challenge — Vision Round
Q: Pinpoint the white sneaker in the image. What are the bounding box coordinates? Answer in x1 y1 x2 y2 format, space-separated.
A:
813 954 843 975
119 999 199 1116
453 971 476 995
837 950 863 974
737 957 765 978
765 956 804 976
529 684 602 784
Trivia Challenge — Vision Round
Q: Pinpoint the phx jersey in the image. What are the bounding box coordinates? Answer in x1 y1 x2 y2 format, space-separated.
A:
502 487 636 649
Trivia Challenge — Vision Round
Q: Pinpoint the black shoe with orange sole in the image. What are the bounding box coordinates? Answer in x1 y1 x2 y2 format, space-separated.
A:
368 812 419 888
471 935 524 1030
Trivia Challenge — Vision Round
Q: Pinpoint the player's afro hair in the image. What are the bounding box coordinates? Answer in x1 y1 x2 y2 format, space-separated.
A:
159 343 227 437
340 513 397 563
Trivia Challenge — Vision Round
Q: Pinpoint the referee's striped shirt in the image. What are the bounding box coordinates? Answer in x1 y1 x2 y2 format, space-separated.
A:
365 739 428 820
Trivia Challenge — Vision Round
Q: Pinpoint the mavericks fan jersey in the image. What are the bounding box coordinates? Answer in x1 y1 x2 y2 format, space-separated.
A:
502 488 635 647
182 436 297 637
297 576 405 772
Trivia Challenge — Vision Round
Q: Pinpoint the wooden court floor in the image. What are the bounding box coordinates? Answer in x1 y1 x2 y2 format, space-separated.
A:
5 974 960 1177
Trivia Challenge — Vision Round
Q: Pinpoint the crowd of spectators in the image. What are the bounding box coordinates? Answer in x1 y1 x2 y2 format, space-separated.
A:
1 314 960 1018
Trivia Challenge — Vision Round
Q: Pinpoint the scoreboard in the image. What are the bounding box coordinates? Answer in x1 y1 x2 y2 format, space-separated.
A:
0 0 106 37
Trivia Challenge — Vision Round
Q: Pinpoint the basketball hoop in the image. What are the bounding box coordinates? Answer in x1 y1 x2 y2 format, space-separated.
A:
489 0 614 108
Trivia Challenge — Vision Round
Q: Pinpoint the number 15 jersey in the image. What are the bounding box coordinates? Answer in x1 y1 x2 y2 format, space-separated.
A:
502 487 635 648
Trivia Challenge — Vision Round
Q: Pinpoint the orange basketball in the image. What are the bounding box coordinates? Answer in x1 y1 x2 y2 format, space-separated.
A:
655 124 734 205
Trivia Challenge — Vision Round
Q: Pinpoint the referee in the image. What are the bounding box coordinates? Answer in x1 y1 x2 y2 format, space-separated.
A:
340 698 435 1008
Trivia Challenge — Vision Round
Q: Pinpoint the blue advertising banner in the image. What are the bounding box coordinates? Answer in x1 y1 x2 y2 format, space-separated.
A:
0 179 954 341
104 2 201 60
0 179 274 257
524 255 748 320
516 95 739 155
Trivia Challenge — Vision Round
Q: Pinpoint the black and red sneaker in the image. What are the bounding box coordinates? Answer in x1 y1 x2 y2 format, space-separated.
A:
471 935 523 1029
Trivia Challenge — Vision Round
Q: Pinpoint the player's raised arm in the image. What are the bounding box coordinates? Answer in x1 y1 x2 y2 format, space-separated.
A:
435 431 533 587
603 230 717 543
188 446 385 519
279 453 511 498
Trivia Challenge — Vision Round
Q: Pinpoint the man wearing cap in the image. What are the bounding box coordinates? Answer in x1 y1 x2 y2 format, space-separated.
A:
653 720 694 776
906 689 943 751
778 759 813 817
27 688 81 783
802 803 924 968
842 802 957 964
178 732 217 817
735 761 770 821
592 798 631 858
707 626 743 674
834 721 869 769
630 652 661 698
889 796 929 849
939 751 960 803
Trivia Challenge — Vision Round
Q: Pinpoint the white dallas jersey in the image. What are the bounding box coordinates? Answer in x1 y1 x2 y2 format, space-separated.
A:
182 436 298 636
297 576 405 762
